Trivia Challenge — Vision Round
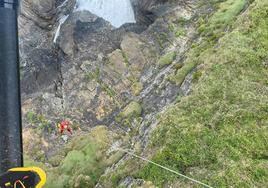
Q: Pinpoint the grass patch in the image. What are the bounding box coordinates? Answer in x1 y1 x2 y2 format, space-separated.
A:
85 68 117 97
169 18 187 38
99 159 141 187
85 67 100 82
121 50 129 66
175 28 186 38
158 52 176 68
168 61 196 85
116 101 142 123
192 70 203 82
25 126 121 188
100 83 117 97
131 82 143 96
199 0 247 36
156 33 169 49
48 127 109 187
26 112 53 134
137 0 268 187
170 0 248 86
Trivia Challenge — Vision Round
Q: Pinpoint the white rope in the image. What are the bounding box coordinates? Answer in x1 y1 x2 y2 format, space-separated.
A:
117 148 214 188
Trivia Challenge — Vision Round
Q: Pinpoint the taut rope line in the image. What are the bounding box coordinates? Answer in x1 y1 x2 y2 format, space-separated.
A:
117 148 214 188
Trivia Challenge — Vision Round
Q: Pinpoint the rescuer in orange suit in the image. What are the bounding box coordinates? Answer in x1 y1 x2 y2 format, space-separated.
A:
58 120 72 135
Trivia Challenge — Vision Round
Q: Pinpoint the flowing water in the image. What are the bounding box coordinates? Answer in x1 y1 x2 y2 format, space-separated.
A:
53 15 69 43
75 0 136 27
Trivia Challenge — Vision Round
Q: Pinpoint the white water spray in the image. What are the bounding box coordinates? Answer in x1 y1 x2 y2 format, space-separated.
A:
53 15 69 43
75 0 136 28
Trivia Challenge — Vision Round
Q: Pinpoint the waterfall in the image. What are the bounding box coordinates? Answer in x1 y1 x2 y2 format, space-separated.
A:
53 15 69 43
75 0 136 28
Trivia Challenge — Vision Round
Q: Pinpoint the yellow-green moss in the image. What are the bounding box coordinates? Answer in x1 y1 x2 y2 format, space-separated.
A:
199 0 247 36
25 126 121 188
137 0 268 187
168 61 196 85
131 82 143 96
175 28 186 38
116 101 142 123
158 52 176 68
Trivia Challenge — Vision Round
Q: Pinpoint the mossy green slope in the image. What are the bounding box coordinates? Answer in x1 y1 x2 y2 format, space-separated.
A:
137 0 268 187
170 0 248 86
25 126 122 188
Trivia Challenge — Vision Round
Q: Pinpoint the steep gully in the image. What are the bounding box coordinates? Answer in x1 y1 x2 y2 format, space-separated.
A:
57 0 195 163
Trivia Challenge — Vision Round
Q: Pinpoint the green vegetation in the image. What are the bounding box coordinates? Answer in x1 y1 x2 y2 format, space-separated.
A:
85 72 96 81
121 50 129 66
168 61 196 85
172 63 184 72
158 52 176 68
192 70 203 82
169 0 248 86
85 67 100 82
175 28 186 38
198 0 247 36
24 155 47 169
156 33 169 49
99 159 142 187
208 0 246 33
26 126 122 188
100 82 117 97
26 111 37 123
137 0 268 187
177 17 188 26
26 111 53 134
131 82 143 96
24 1 268 187
26 111 47 125
169 17 187 38
85 68 117 97
116 101 142 123
168 23 176 32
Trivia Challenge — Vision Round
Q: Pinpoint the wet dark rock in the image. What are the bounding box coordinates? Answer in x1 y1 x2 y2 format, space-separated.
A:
131 0 169 26
74 16 119 59
19 0 58 97
21 49 59 96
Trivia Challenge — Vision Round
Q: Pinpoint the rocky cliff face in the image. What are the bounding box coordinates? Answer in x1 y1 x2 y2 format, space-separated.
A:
20 0 197 185
20 0 184 137
19 0 268 187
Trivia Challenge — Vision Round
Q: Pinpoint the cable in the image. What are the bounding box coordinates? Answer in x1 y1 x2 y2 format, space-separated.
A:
117 148 214 188
14 180 26 188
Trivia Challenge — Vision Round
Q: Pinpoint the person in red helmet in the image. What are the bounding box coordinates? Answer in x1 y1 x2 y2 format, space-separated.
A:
58 120 72 135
